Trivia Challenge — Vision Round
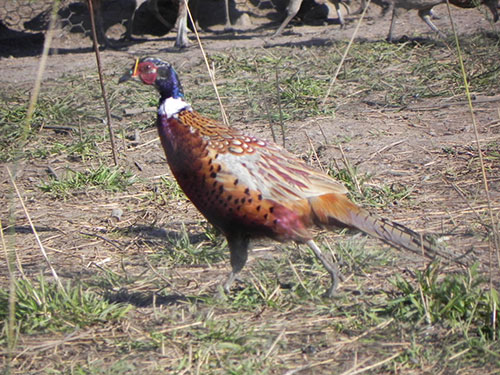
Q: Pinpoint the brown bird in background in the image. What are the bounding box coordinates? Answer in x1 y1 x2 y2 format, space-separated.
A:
120 57 449 297
387 0 498 42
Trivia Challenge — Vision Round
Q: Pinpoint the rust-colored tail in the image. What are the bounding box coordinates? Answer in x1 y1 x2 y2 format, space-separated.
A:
308 193 447 260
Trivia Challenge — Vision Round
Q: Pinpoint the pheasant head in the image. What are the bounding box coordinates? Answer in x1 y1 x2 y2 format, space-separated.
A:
119 57 184 101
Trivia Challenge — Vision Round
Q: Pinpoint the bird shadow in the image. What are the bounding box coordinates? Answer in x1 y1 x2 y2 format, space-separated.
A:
122 223 211 245
103 288 206 307
2 224 59 234
0 21 45 58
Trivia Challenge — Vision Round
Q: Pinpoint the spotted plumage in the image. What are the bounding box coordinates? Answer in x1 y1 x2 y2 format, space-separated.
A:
120 57 451 297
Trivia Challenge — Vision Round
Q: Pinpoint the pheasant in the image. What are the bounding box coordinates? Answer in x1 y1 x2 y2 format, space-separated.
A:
119 57 449 297
387 0 499 42
90 0 232 48
273 0 349 37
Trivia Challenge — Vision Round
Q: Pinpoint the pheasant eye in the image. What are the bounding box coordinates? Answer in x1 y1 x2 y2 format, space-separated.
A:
139 63 151 73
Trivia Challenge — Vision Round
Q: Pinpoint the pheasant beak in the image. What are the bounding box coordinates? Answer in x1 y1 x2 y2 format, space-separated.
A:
118 58 140 84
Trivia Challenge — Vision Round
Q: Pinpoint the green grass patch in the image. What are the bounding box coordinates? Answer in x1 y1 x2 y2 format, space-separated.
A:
27 133 107 161
181 36 500 126
68 361 139 375
151 223 227 266
224 258 292 309
0 84 98 161
0 71 133 162
0 276 131 335
149 176 186 204
385 263 499 337
39 165 137 197
328 164 413 208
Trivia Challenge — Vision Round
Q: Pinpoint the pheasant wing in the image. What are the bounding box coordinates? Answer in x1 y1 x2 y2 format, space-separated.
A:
211 134 348 202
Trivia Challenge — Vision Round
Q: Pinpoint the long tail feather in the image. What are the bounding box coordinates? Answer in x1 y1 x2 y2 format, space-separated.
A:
309 193 457 262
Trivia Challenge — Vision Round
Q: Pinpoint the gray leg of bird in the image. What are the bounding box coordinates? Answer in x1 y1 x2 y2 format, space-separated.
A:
306 239 342 297
273 0 303 36
334 2 345 27
273 14 296 36
387 7 398 42
175 0 189 47
429 8 440 20
419 9 445 38
340 2 351 16
224 0 232 30
91 0 111 48
485 1 498 22
378 0 393 17
351 0 365 15
223 271 238 293
125 0 147 40
222 234 250 294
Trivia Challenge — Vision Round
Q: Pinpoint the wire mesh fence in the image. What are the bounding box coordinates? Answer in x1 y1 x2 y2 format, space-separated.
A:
0 0 284 56
0 0 72 31
0 0 138 44
0 0 274 38
0 0 194 50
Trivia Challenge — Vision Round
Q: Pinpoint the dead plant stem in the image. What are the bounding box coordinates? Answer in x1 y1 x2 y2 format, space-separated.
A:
87 0 118 166
1 219 16 373
446 0 499 337
6 167 66 294
321 0 371 106
184 0 229 127
25 0 60 134
254 60 277 143
275 65 286 148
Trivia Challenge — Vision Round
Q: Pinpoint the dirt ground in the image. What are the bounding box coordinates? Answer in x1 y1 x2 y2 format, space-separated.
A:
1 0 499 82
1 0 499 373
2 0 498 262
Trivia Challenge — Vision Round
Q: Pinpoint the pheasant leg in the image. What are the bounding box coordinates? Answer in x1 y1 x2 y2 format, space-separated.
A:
306 239 343 297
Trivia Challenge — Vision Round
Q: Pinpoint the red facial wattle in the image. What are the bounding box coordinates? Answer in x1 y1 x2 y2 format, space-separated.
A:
135 62 158 86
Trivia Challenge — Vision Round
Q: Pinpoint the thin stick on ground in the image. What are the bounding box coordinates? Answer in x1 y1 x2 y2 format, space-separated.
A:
287 255 313 299
446 0 500 338
275 64 286 148
6 167 66 295
264 327 286 360
338 144 362 195
447 1 499 263
86 0 119 166
184 0 229 127
305 132 325 172
321 0 371 106
1 219 17 372
339 352 401 375
25 0 60 135
254 60 277 143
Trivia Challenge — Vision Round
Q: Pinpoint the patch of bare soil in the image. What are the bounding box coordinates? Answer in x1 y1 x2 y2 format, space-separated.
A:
0 0 498 81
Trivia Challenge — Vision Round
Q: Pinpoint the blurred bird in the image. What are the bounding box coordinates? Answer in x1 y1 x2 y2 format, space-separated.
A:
387 0 498 42
273 0 394 36
120 57 449 297
89 0 232 48
273 0 349 36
